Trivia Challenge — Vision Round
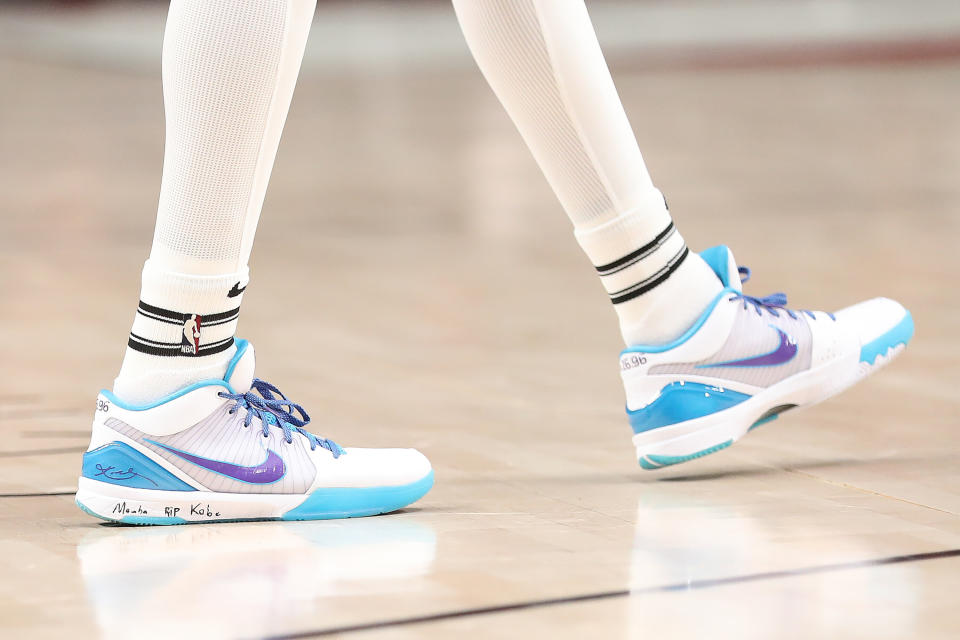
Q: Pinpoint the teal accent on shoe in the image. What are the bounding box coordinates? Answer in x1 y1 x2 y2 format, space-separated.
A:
621 287 737 355
639 439 733 469
81 442 196 491
747 404 796 432
119 515 189 525
75 498 106 521
627 382 752 434
749 413 779 432
282 471 434 520
223 338 249 384
859 312 914 364
98 338 249 411
699 245 733 287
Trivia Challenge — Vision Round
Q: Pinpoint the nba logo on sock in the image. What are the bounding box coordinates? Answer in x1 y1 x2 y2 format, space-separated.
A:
181 314 202 355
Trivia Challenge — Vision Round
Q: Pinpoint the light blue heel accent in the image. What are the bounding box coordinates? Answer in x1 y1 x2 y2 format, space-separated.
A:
859 312 914 364
223 338 250 383
699 245 734 287
282 471 434 520
627 382 752 434
639 439 734 470
82 442 196 491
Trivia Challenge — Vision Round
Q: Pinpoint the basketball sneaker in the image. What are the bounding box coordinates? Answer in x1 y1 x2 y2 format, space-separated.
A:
622 245 914 469
76 340 433 524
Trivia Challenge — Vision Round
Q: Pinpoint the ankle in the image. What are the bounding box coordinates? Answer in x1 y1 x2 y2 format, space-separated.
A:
113 344 237 405
114 260 248 405
618 252 723 346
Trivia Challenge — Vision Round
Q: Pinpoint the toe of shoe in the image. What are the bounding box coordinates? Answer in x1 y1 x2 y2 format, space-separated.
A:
337 447 433 487
833 297 914 363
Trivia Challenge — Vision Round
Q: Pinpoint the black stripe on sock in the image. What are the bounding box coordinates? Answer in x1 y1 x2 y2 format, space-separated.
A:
127 337 181 356
199 308 241 324
127 335 235 357
609 246 689 305
136 301 240 325
202 312 240 327
198 337 235 353
135 308 183 326
128 333 178 348
594 222 675 276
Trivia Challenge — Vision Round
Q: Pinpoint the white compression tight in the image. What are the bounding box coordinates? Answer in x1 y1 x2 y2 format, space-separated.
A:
114 0 316 404
452 0 721 345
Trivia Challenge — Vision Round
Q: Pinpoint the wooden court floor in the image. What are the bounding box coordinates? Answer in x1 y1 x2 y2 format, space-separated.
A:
1 48 959 639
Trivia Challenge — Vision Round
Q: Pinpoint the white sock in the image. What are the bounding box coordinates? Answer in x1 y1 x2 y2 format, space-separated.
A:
114 0 316 404
452 0 722 345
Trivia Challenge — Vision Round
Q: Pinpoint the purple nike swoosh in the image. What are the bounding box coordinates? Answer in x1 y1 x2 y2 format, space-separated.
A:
146 440 286 484
697 325 798 368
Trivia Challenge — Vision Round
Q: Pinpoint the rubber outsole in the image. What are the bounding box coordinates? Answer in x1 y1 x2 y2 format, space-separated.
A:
75 471 434 525
639 440 733 470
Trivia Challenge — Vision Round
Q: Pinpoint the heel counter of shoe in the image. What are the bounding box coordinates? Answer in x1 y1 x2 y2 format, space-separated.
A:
81 441 197 491
88 392 120 452
82 393 197 492
619 351 664 411
619 291 739 405
98 382 230 438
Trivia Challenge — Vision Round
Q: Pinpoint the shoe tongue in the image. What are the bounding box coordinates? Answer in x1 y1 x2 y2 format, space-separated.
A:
699 245 743 292
224 340 255 393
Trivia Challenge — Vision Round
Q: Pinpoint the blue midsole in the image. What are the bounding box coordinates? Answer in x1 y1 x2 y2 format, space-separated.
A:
627 382 752 433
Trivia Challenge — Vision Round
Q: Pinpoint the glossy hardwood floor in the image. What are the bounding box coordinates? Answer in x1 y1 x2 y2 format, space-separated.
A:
1 12 958 639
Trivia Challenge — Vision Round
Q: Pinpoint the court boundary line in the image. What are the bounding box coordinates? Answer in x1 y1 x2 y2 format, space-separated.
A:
0 446 86 458
0 491 76 498
609 35 960 71
264 548 960 639
3 35 960 77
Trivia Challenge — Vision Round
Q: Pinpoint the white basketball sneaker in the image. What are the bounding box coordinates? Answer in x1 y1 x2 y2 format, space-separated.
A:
76 340 433 524
622 245 914 469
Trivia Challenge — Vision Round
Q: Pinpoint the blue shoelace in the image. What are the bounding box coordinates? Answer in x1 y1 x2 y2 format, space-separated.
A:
729 266 835 321
218 379 344 457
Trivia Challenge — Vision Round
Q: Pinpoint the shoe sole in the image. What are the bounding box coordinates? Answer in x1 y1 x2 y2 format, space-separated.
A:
75 471 434 525
634 312 913 470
